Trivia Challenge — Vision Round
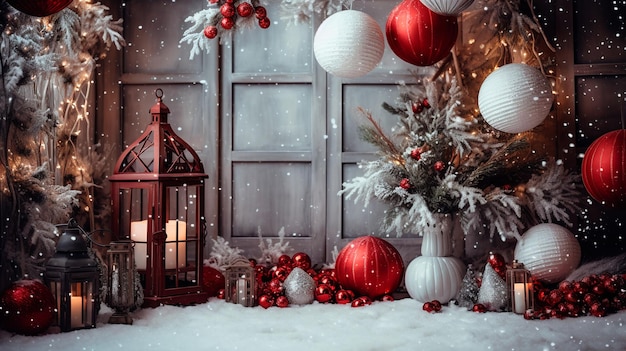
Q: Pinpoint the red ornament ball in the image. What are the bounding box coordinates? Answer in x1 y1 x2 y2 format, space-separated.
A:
472 303 487 313
335 236 404 299
255 6 267 19
487 252 506 274
7 0 72 17
220 3 235 17
399 178 411 190
258 17 271 29
335 289 354 304
258 294 274 309
203 25 218 39
351 296 372 308
221 17 235 30
433 161 445 172
0 279 56 335
202 265 225 297
410 148 422 160
422 301 435 313
315 284 333 303
275 295 289 308
386 0 458 66
581 129 626 208
237 2 254 17
278 254 292 267
292 252 312 271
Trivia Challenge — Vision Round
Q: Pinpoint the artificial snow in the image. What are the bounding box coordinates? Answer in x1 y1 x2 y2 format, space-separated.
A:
1 298 624 351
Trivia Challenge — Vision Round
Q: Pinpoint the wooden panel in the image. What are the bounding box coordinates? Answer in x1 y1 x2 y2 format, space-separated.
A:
232 84 311 151
231 163 312 237
233 2 311 74
342 84 403 152
573 0 626 64
123 0 204 74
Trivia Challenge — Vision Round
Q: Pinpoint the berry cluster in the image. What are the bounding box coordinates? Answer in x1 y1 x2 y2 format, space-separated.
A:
411 97 430 114
527 273 626 320
203 0 270 40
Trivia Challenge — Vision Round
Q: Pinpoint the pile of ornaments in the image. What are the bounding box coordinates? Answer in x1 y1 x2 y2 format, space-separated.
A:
203 0 270 39
529 273 626 320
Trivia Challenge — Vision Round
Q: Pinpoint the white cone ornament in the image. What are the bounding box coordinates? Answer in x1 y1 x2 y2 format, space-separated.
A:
419 0 474 16
478 63 554 134
313 10 384 78
283 267 316 305
514 223 581 284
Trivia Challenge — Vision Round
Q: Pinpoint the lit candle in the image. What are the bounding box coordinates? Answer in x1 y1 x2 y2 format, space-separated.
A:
513 283 529 314
237 278 247 304
131 220 187 270
70 296 83 328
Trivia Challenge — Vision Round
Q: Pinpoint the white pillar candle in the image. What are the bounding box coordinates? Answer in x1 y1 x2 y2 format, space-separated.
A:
70 295 83 328
513 283 528 314
131 220 187 270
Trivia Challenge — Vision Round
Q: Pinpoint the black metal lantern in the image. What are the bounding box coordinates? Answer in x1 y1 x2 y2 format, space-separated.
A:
44 220 99 332
506 260 534 314
109 89 208 307
106 240 137 324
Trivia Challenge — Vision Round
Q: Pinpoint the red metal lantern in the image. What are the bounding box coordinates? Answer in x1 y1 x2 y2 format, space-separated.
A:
109 89 208 307
7 0 72 17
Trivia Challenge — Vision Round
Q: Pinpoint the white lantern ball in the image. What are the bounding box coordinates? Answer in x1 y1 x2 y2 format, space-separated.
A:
404 256 465 303
478 63 554 134
420 0 474 16
313 10 384 78
514 223 581 284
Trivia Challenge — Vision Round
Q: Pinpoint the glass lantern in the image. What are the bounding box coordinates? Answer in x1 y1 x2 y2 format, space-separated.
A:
44 220 99 332
109 89 209 307
506 260 534 314
106 240 136 324
224 257 257 307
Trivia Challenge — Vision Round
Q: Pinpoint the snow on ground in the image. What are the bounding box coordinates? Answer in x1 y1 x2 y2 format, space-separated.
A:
1 298 625 351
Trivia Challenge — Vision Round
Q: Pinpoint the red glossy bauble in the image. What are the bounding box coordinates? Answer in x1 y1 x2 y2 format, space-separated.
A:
258 17 271 29
255 6 267 19
273 265 291 282
291 252 312 271
220 3 235 17
422 301 435 313
275 295 289 308
335 289 353 304
203 25 218 39
472 303 487 313
7 0 72 17
0 279 56 335
217 288 226 299
268 278 284 296
351 296 372 308
221 17 235 30
315 284 333 303
385 0 458 66
237 2 254 17
202 265 226 297
381 294 394 302
487 252 506 272
581 129 626 208
335 236 404 299
258 294 274 309
278 254 292 267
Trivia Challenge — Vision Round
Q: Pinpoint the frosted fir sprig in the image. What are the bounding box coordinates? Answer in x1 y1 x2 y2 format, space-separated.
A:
280 0 352 24
205 236 246 270
257 226 292 265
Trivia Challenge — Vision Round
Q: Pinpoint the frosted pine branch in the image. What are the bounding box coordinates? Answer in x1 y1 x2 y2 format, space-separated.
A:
206 236 245 270
257 226 292 265
181 8 220 59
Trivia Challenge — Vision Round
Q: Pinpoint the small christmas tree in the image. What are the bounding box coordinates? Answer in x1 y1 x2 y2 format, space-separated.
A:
477 263 508 311
456 264 480 309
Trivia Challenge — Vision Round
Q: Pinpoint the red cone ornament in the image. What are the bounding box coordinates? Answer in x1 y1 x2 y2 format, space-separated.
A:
335 236 404 299
7 0 72 17
386 0 458 66
0 279 56 335
581 129 626 208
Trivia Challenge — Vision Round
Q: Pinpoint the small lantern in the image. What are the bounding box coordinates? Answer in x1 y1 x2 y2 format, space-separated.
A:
506 260 534 314
109 89 208 307
224 257 257 307
106 240 136 324
44 220 99 332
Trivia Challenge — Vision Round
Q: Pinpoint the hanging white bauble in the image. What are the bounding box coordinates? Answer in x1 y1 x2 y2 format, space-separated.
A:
478 63 554 134
514 223 581 284
419 0 474 16
313 10 384 78
405 255 465 303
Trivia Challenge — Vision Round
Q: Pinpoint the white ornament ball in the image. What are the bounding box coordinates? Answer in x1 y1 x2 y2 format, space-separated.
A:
313 10 384 78
404 256 465 303
478 63 554 134
419 0 474 16
514 223 581 284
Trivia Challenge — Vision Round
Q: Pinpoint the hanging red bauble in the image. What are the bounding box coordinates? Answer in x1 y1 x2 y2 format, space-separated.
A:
258 17 271 29
237 2 254 17
220 3 235 18
202 265 225 297
221 17 235 30
255 6 267 19
581 129 626 208
0 279 56 335
335 236 404 299
203 25 218 39
385 0 458 66
7 0 72 17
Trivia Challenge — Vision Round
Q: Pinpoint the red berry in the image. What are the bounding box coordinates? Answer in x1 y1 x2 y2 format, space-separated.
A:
399 178 411 190
583 292 599 307
547 289 564 306
275 295 289 308
558 280 573 293
410 148 421 160
472 304 487 313
351 296 372 308
589 302 607 317
237 2 254 17
220 3 235 17
573 281 589 295
422 98 431 108
434 161 445 172
203 25 218 39
220 17 234 30
564 290 582 304
431 300 442 312
258 17 271 29
411 102 423 114
422 302 435 313
255 6 267 19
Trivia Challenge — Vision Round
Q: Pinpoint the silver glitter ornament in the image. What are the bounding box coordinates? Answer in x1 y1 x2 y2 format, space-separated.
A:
283 267 316 305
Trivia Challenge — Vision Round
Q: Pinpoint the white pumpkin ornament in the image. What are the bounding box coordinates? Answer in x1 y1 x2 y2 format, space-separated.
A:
313 10 384 78
514 223 581 284
478 63 554 134
419 0 474 16
405 214 465 303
